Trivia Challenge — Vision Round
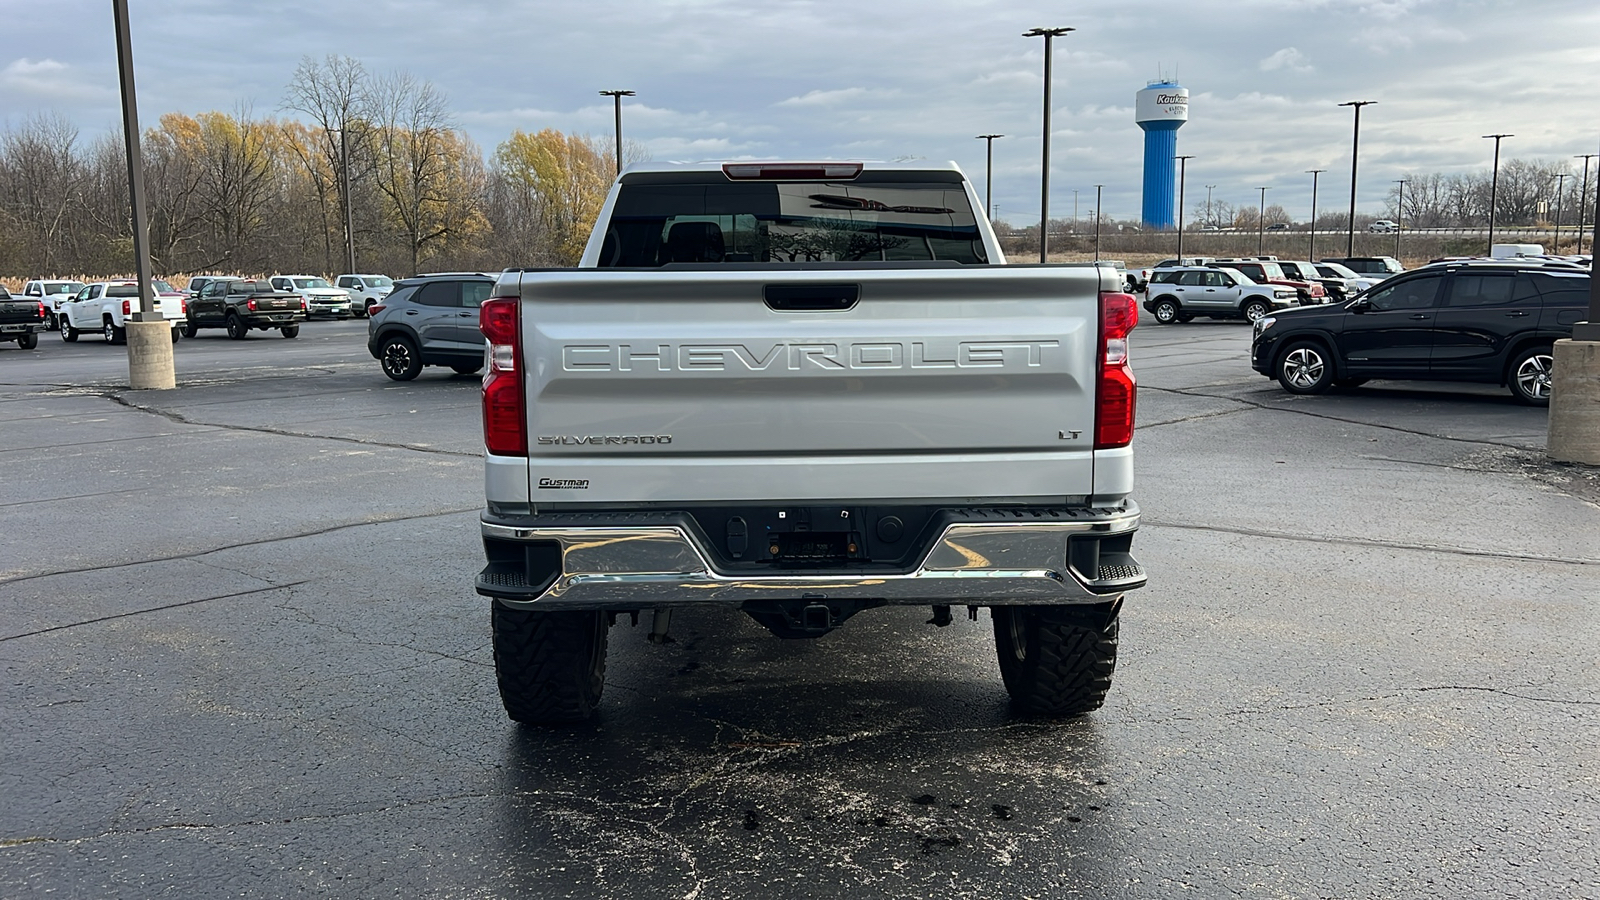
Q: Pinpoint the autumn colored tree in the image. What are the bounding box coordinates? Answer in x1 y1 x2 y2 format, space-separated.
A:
491 129 610 266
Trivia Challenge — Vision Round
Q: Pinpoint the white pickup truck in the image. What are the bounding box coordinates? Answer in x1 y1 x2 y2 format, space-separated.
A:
474 161 1146 724
57 280 185 344
19 280 86 329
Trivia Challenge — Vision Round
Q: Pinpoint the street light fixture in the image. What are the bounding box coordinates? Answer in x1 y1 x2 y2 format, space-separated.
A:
1483 134 1513 252
1256 186 1270 255
1392 178 1408 260
1339 100 1376 256
1174 155 1194 260
598 89 635 177
1576 154 1596 256
1024 26 1075 263
1553 172 1569 254
975 134 1003 220
1306 169 1326 261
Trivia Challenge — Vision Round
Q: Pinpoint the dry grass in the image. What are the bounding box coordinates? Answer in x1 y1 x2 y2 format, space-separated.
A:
0 273 281 294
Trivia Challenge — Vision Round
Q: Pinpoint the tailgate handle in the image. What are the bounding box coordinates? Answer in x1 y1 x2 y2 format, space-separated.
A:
764 283 859 312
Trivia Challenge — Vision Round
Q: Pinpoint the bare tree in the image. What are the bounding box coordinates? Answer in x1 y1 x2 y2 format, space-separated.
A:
370 72 460 273
0 113 86 274
282 55 370 272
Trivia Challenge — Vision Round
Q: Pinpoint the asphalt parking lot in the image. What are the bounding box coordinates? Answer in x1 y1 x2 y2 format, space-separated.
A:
3 313 1598 899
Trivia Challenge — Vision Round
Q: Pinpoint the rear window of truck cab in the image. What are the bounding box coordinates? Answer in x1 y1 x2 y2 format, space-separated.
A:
598 171 987 266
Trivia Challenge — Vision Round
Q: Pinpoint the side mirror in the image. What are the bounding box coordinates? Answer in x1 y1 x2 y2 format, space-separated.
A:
1349 297 1371 312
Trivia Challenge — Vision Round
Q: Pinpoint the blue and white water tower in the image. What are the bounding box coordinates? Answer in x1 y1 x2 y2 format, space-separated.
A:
1136 81 1189 229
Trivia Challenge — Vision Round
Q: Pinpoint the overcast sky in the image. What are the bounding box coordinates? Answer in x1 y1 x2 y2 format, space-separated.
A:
4 0 1599 225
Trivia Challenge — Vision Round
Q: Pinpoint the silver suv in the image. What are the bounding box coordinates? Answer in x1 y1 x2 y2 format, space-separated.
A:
365 273 493 380
336 274 396 318
1142 266 1298 324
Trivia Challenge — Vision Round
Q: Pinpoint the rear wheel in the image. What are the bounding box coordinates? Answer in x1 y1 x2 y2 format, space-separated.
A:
491 603 609 724
170 327 180 343
182 319 197 338
1276 340 1335 394
1508 345 1554 406
226 314 248 340
992 603 1119 718
102 320 124 344
281 325 300 338
379 334 422 381
1151 299 1180 324
18 332 38 350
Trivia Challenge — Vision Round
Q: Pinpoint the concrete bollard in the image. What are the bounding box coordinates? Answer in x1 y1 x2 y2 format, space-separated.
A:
126 319 177 390
1548 339 1600 465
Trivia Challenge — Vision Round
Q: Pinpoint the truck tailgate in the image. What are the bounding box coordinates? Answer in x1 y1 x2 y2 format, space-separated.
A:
508 266 1116 504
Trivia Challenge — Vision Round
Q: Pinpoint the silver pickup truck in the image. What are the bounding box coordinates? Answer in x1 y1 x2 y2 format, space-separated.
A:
476 161 1146 723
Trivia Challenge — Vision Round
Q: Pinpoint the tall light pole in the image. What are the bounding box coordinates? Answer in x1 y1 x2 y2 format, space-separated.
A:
1072 188 1079 234
1340 100 1376 257
1483 133 1513 252
340 128 355 275
113 0 174 389
1205 184 1216 226
1256 186 1270 255
1575 154 1595 255
599 89 635 177
1174 155 1194 260
1552 172 1569 254
1024 26 1074 263
975 134 1003 220
1093 183 1104 260
1392 178 1408 260
1306 169 1326 261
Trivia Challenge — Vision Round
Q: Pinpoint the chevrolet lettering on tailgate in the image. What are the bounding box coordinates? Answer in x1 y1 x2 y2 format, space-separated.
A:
561 340 1061 372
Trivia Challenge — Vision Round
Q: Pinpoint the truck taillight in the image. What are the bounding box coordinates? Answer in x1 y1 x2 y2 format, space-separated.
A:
480 297 526 456
39 302 49 319
300 297 308 310
247 299 257 311
122 300 131 316
1095 291 1138 449
180 299 186 314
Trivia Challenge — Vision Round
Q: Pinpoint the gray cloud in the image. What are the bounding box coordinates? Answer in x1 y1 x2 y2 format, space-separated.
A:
1 0 1597 224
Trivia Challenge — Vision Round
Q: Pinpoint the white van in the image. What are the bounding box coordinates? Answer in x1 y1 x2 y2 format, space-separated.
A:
1490 243 1545 259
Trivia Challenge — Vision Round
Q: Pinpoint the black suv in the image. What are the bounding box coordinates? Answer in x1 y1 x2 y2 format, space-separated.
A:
1251 260 1590 405
366 273 494 380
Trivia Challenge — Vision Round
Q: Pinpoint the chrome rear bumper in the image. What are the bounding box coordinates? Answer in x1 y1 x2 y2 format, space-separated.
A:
477 504 1144 610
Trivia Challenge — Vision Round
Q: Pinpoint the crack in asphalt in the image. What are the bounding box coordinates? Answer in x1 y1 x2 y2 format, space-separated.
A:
1142 384 1538 451
0 790 505 849
1139 407 1253 429
0 581 310 643
104 391 478 457
0 505 480 589
1143 518 1597 567
0 487 149 508
0 429 226 456
1208 684 1600 716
